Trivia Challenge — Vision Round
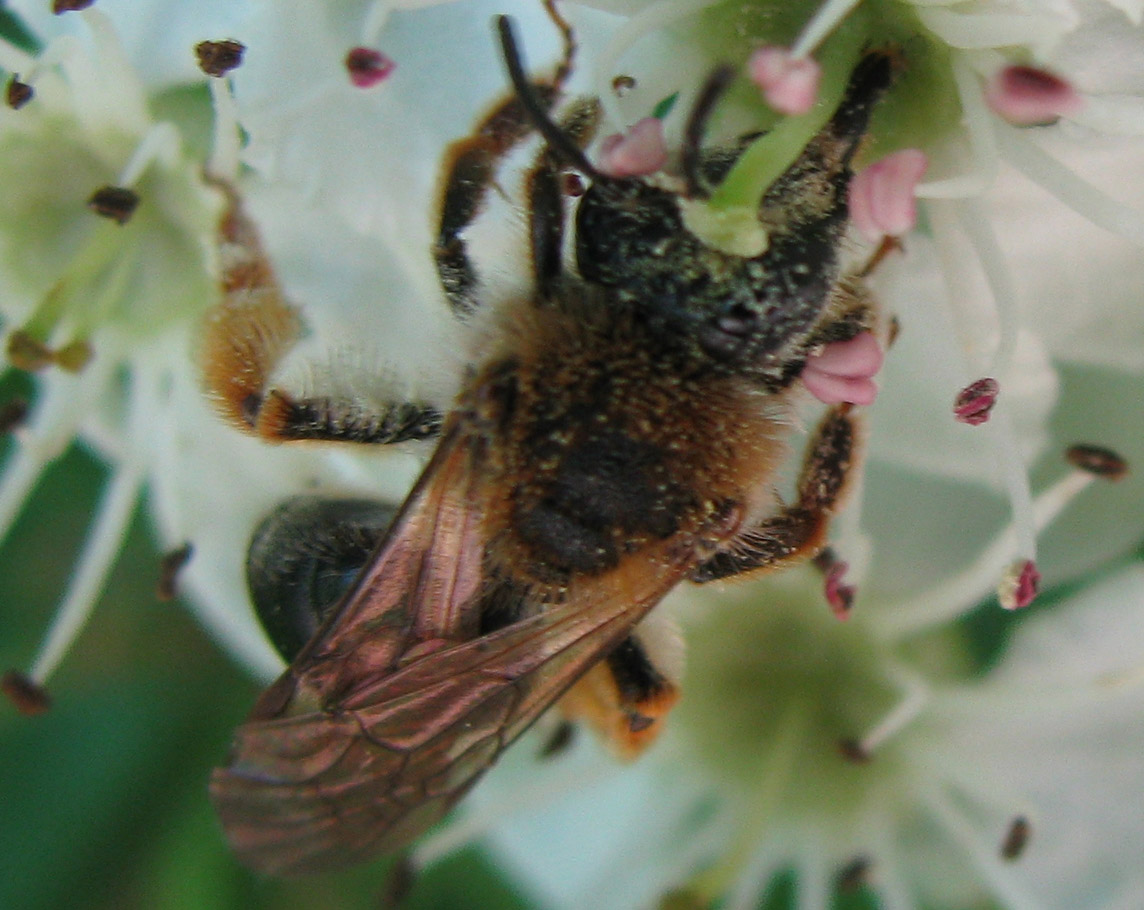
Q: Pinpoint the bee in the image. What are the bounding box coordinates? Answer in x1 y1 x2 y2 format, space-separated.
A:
205 13 893 876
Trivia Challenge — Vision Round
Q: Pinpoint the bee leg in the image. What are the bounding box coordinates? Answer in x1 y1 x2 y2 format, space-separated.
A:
527 96 600 299
691 404 861 582
202 188 443 445
434 5 577 317
558 622 681 759
246 496 396 661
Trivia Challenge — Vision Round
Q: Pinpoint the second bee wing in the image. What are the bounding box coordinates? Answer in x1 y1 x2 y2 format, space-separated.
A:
210 421 700 876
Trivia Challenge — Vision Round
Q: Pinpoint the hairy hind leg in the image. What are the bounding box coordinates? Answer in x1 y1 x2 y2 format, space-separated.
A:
201 186 442 444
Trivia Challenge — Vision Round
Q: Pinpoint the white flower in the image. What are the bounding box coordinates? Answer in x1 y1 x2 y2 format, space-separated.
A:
2 1 1143 908
0 4 442 688
465 556 1144 910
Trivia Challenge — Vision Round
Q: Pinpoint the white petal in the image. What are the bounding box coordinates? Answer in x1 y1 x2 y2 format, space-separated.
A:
865 238 1057 489
986 134 1144 370
931 563 1144 907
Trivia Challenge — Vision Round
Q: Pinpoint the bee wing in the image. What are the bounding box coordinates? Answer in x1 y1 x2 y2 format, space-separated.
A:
211 423 698 876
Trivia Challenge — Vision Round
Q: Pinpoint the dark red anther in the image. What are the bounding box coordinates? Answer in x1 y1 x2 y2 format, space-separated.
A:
823 560 856 620
53 0 95 13
837 737 871 764
195 40 246 78
0 398 29 434
836 856 872 893
157 543 194 601
986 66 1081 126
1000 815 1031 860
6 75 33 109
612 74 636 97
954 377 999 426
2 670 51 715
345 47 395 89
1065 444 1128 481
562 173 586 197
999 559 1040 610
88 185 141 225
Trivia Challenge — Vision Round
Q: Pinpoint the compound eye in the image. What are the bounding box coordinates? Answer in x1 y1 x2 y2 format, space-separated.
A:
698 303 758 361
246 497 395 661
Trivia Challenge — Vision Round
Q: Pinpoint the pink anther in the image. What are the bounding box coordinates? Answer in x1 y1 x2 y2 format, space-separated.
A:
849 149 928 242
597 117 668 177
748 46 822 115
985 65 1082 126
803 332 884 406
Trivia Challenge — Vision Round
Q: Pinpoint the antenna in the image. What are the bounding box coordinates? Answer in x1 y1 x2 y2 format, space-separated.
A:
495 16 601 179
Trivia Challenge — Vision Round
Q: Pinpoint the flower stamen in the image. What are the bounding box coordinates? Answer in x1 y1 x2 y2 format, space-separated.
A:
53 0 95 13
6 74 33 109
925 790 1044 910
789 0 863 59
842 665 930 759
0 399 29 436
344 47 396 89
360 0 396 48
997 558 1040 610
156 542 194 602
207 77 242 182
194 40 245 79
24 461 143 687
1065 443 1129 481
597 117 668 177
877 448 1119 638
87 185 140 224
999 815 1031 861
822 558 856 619
835 856 872 893
748 47 822 116
117 121 181 188
953 377 999 425
916 57 997 199
985 65 1081 127
1 670 52 714
849 149 928 241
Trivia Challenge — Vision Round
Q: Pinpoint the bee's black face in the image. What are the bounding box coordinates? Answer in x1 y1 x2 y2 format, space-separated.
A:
573 171 843 374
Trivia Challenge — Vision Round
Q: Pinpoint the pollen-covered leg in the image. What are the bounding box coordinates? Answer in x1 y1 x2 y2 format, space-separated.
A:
557 628 680 759
691 404 862 583
201 187 442 445
526 96 601 299
434 4 576 316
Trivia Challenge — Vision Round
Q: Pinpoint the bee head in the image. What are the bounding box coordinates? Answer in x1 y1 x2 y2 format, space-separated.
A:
498 16 892 376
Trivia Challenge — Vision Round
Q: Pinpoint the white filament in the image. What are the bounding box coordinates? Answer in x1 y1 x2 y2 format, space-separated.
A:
28 461 142 683
207 77 242 182
876 468 1097 640
790 0 863 59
